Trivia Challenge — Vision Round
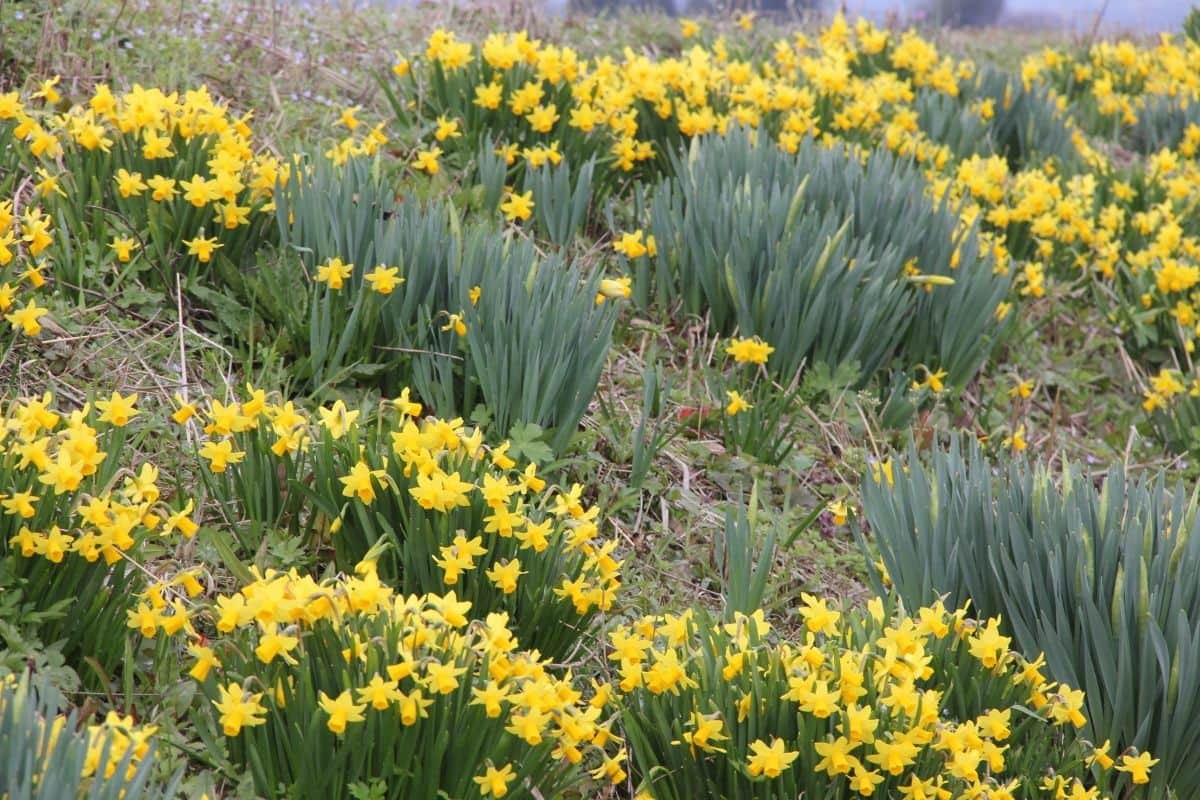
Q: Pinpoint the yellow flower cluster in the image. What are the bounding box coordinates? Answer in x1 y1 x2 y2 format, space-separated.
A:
177 385 621 619
615 599 1138 799
184 563 627 786
1142 366 1199 412
397 17 976 178
13 82 284 206
725 336 775 365
948 150 1200 315
1 392 197 565
1022 37 1200 126
79 711 159 782
325 110 389 166
2 81 286 273
0 197 51 338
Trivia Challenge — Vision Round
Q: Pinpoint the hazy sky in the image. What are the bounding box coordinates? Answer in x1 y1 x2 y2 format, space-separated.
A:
539 0 1194 33
840 0 1192 34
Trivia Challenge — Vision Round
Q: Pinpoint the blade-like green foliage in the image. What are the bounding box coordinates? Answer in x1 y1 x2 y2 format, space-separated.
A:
0 673 180 800
915 88 992 161
715 496 776 619
859 438 1200 799
633 129 1009 393
460 232 615 452
520 155 595 248
1126 94 1200 154
272 155 614 451
968 66 1084 172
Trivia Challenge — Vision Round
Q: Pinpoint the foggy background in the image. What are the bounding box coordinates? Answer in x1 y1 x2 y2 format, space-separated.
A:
546 0 1194 34
843 0 1189 33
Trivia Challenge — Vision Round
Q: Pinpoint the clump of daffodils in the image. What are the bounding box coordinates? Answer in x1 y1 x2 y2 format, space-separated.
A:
391 18 970 195
5 81 285 281
1 392 200 680
2 392 199 563
616 599 1139 799
177 385 621 660
182 562 624 799
1139 365 1200 454
0 196 52 341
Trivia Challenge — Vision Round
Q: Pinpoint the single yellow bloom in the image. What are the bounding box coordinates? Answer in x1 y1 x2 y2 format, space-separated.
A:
254 623 299 665
316 257 353 290
318 399 360 439
187 644 220 681
1010 377 1034 399
142 128 175 159
595 277 631 305
198 438 245 473
393 387 422 417
340 460 379 504
2 491 37 519
1002 424 1027 452
318 690 367 735
495 142 519 165
181 174 215 207
1087 740 1115 770
39 451 85 494
440 312 467 337
356 675 402 711
474 82 503 110
183 235 222 263
365 264 403 294
213 682 268 737
413 146 443 174
164 500 200 538
485 559 524 594
747 737 798 778
676 711 728 755
148 175 178 202
114 168 148 198
34 167 65 198
434 115 461 141
474 763 515 797
613 230 648 259
912 367 948 393
526 103 559 134
110 236 138 263
1113 753 1161 786
725 390 752 416
96 391 139 427
33 75 61 104
171 392 197 424
500 190 534 222
337 105 361 131
5 299 48 336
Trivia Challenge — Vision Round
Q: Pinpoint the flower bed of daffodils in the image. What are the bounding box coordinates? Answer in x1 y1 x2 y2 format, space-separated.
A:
4 6 1197 798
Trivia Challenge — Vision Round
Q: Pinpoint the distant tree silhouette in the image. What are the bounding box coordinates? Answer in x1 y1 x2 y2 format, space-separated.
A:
928 0 1005 26
957 0 1005 25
